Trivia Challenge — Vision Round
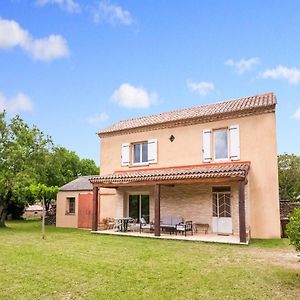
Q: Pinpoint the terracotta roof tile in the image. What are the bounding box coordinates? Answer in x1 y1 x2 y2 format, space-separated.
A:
99 93 276 136
90 162 250 185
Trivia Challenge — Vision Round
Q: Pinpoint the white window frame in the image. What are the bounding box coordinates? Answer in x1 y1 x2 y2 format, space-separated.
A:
132 141 149 166
213 128 229 162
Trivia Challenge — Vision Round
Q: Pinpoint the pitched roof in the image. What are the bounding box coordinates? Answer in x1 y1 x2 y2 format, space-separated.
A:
99 93 276 136
59 176 96 191
25 204 43 211
90 162 250 185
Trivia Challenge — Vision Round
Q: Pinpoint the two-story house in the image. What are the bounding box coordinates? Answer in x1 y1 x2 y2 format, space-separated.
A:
56 92 281 243
87 92 281 243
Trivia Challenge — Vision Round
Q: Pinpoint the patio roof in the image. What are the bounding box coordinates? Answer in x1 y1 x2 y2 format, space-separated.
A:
90 162 250 186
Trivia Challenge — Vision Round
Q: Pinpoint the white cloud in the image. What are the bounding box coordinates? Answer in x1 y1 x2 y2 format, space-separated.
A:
111 83 157 108
225 57 260 74
93 0 133 25
0 18 28 48
26 35 69 61
260 65 300 84
292 107 300 120
35 0 81 13
87 112 109 124
187 80 215 96
0 92 33 114
0 18 69 61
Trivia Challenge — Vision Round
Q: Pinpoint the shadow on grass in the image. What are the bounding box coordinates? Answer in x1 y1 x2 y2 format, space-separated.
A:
250 238 291 249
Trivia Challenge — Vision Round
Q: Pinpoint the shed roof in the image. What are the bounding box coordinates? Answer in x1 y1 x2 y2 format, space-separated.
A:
59 176 96 191
99 93 276 136
25 204 43 211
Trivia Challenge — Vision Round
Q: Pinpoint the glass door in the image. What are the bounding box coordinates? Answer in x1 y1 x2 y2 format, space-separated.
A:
129 195 139 221
128 194 149 223
212 187 232 234
141 195 149 223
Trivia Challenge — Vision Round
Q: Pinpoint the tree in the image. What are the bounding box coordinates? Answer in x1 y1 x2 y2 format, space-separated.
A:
0 112 99 226
43 147 99 187
286 208 300 254
79 158 99 176
27 184 58 212
27 184 58 239
278 153 300 201
0 112 52 227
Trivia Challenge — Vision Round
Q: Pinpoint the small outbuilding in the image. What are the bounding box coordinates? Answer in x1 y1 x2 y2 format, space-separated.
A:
23 204 43 219
56 176 94 229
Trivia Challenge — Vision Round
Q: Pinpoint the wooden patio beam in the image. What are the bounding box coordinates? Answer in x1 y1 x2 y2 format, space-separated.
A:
94 176 244 188
154 184 161 237
91 186 99 231
238 179 247 243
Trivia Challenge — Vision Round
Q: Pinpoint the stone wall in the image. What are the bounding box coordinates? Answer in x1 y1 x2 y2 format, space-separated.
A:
108 182 246 236
160 183 240 235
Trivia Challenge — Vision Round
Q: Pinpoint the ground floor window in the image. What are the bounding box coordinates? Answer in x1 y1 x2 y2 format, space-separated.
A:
66 197 75 214
128 194 149 223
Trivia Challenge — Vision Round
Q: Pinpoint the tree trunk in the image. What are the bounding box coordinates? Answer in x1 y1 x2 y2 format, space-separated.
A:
45 199 50 214
0 203 8 227
42 197 46 240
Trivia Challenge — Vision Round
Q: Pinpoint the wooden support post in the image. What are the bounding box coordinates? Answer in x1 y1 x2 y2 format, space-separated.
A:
154 184 161 237
238 180 247 243
92 186 99 231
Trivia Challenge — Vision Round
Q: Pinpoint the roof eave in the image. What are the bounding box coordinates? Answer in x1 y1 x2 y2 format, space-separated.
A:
98 104 275 138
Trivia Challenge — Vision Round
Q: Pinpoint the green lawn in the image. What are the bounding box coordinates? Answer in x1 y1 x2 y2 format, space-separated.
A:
0 220 299 300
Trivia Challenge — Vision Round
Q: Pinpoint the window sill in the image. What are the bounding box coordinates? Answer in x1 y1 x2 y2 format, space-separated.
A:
65 213 75 215
213 158 230 162
129 163 150 167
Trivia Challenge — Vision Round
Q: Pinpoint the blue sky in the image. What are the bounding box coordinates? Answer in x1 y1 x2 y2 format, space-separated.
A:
1 0 300 165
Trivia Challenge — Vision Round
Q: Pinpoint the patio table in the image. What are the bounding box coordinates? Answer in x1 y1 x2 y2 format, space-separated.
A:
114 217 132 232
160 224 176 235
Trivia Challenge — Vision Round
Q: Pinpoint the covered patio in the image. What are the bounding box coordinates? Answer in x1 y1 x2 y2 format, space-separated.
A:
89 162 251 244
92 228 243 244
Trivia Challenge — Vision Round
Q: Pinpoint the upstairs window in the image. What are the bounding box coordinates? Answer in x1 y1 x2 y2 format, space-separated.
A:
202 125 240 163
133 142 148 164
214 128 228 160
121 139 157 166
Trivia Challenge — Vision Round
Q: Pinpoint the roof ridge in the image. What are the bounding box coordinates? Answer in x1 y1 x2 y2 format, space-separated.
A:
99 92 276 136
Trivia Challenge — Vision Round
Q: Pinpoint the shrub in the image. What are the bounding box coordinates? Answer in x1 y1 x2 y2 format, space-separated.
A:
286 208 300 253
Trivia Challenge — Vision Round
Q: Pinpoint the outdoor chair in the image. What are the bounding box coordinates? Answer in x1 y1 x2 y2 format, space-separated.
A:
176 221 193 236
127 218 139 232
107 218 115 230
140 217 154 233
113 218 122 231
98 218 108 230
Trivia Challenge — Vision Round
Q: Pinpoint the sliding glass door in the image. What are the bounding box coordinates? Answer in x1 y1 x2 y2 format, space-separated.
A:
128 194 149 223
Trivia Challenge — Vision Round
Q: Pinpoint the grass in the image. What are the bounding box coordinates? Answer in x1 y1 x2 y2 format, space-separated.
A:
0 220 299 300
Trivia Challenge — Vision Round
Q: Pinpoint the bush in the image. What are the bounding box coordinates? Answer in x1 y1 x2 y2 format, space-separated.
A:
286 208 300 253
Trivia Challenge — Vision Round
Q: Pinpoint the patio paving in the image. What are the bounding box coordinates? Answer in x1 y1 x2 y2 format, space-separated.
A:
91 229 247 245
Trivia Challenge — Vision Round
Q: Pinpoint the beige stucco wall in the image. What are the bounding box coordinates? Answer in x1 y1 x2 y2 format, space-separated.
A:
56 191 81 228
56 189 120 228
98 188 119 221
99 111 280 239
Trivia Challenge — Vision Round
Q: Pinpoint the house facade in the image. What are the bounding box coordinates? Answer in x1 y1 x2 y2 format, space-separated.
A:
89 93 281 243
